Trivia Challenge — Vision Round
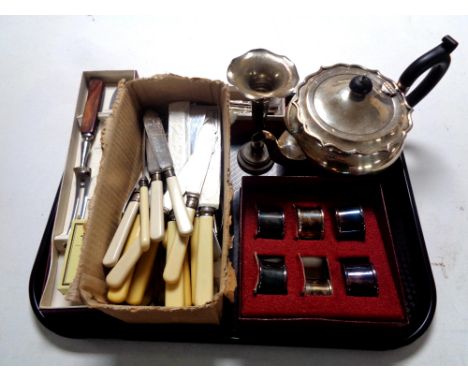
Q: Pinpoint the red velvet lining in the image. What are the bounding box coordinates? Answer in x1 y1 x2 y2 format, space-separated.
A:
239 176 406 322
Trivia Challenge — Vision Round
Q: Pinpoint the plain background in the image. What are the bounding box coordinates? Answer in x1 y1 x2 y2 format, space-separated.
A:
0 11 467 365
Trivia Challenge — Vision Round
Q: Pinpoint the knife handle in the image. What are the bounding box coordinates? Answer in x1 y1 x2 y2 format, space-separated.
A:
193 212 214 305
164 220 184 307
166 175 193 236
163 207 197 284
126 240 159 305
81 78 104 135
183 256 192 306
102 200 139 268
150 178 165 241
139 179 151 251
107 267 134 304
106 217 142 289
190 216 201 302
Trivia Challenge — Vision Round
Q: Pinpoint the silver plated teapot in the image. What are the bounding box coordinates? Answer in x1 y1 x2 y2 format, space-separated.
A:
265 36 458 174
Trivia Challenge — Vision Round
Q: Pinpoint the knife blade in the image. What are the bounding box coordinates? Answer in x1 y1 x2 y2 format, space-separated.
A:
146 136 164 241
163 106 206 212
163 113 218 284
168 102 190 174
180 114 218 198
143 110 192 236
192 111 221 305
198 114 221 211
139 131 150 252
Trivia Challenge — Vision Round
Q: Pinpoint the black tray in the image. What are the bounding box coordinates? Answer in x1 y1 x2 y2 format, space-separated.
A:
29 119 435 349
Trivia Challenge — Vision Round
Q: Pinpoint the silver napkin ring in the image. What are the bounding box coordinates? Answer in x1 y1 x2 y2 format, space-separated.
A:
255 255 288 295
335 206 365 240
296 206 324 240
342 261 379 297
256 207 285 239
301 256 333 296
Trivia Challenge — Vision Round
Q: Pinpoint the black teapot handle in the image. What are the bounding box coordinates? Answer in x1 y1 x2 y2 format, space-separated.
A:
398 35 458 107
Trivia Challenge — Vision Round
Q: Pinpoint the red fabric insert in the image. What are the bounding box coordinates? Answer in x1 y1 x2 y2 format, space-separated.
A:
239 176 406 322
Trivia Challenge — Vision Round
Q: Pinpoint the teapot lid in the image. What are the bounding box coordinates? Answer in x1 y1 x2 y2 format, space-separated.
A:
296 64 412 145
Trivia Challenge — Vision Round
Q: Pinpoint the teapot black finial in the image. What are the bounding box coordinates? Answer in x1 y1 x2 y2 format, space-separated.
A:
349 75 373 101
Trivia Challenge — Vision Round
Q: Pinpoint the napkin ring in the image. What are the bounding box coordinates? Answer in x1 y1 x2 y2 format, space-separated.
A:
255 255 288 295
296 206 324 240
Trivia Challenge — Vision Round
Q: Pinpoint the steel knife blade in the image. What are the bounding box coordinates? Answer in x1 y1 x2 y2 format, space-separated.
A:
144 111 174 172
143 110 192 236
177 114 218 199
199 113 221 209
168 102 191 174
146 134 161 175
163 106 206 212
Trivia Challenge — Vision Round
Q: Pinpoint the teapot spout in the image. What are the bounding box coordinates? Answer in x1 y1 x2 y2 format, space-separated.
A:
262 130 307 166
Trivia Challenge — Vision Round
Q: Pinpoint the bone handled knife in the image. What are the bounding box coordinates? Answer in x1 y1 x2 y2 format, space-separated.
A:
102 188 140 268
106 216 143 289
163 116 218 284
143 110 192 236
138 130 151 251
190 214 201 302
106 212 140 303
146 137 165 241
138 176 150 251
164 216 185 307
107 268 135 304
126 239 160 305
192 113 221 305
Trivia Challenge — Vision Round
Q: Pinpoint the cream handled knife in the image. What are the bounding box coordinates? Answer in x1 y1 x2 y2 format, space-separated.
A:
192 113 221 305
143 111 192 236
139 131 151 251
102 188 140 268
106 217 143 289
138 176 150 251
164 216 185 307
145 137 165 242
105 177 149 288
163 115 219 284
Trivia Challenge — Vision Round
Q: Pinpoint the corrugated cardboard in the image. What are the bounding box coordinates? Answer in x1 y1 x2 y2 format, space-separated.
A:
74 74 235 324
